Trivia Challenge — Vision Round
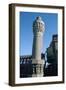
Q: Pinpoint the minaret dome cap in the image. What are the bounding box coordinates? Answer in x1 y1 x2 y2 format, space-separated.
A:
36 16 42 20
33 16 44 25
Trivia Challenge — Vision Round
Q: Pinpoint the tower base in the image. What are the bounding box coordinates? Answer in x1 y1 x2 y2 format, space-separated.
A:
32 64 44 77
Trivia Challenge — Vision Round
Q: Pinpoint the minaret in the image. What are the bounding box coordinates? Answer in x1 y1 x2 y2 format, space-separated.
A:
32 16 45 77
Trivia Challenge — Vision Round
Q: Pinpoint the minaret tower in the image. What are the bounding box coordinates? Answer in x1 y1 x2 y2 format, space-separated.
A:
32 16 45 77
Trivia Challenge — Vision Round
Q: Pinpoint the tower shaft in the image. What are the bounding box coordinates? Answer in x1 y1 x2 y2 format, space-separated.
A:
32 16 45 77
32 33 43 64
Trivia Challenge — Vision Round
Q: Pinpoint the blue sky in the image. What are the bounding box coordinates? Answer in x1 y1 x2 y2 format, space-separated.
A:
20 12 58 56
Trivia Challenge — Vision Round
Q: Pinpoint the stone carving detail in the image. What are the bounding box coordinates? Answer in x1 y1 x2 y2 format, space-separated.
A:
33 16 45 33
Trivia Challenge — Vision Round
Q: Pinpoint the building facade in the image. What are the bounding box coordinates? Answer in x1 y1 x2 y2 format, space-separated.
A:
44 34 58 76
20 54 45 77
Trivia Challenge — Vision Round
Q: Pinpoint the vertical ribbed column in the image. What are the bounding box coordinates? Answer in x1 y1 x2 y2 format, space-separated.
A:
32 16 45 77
